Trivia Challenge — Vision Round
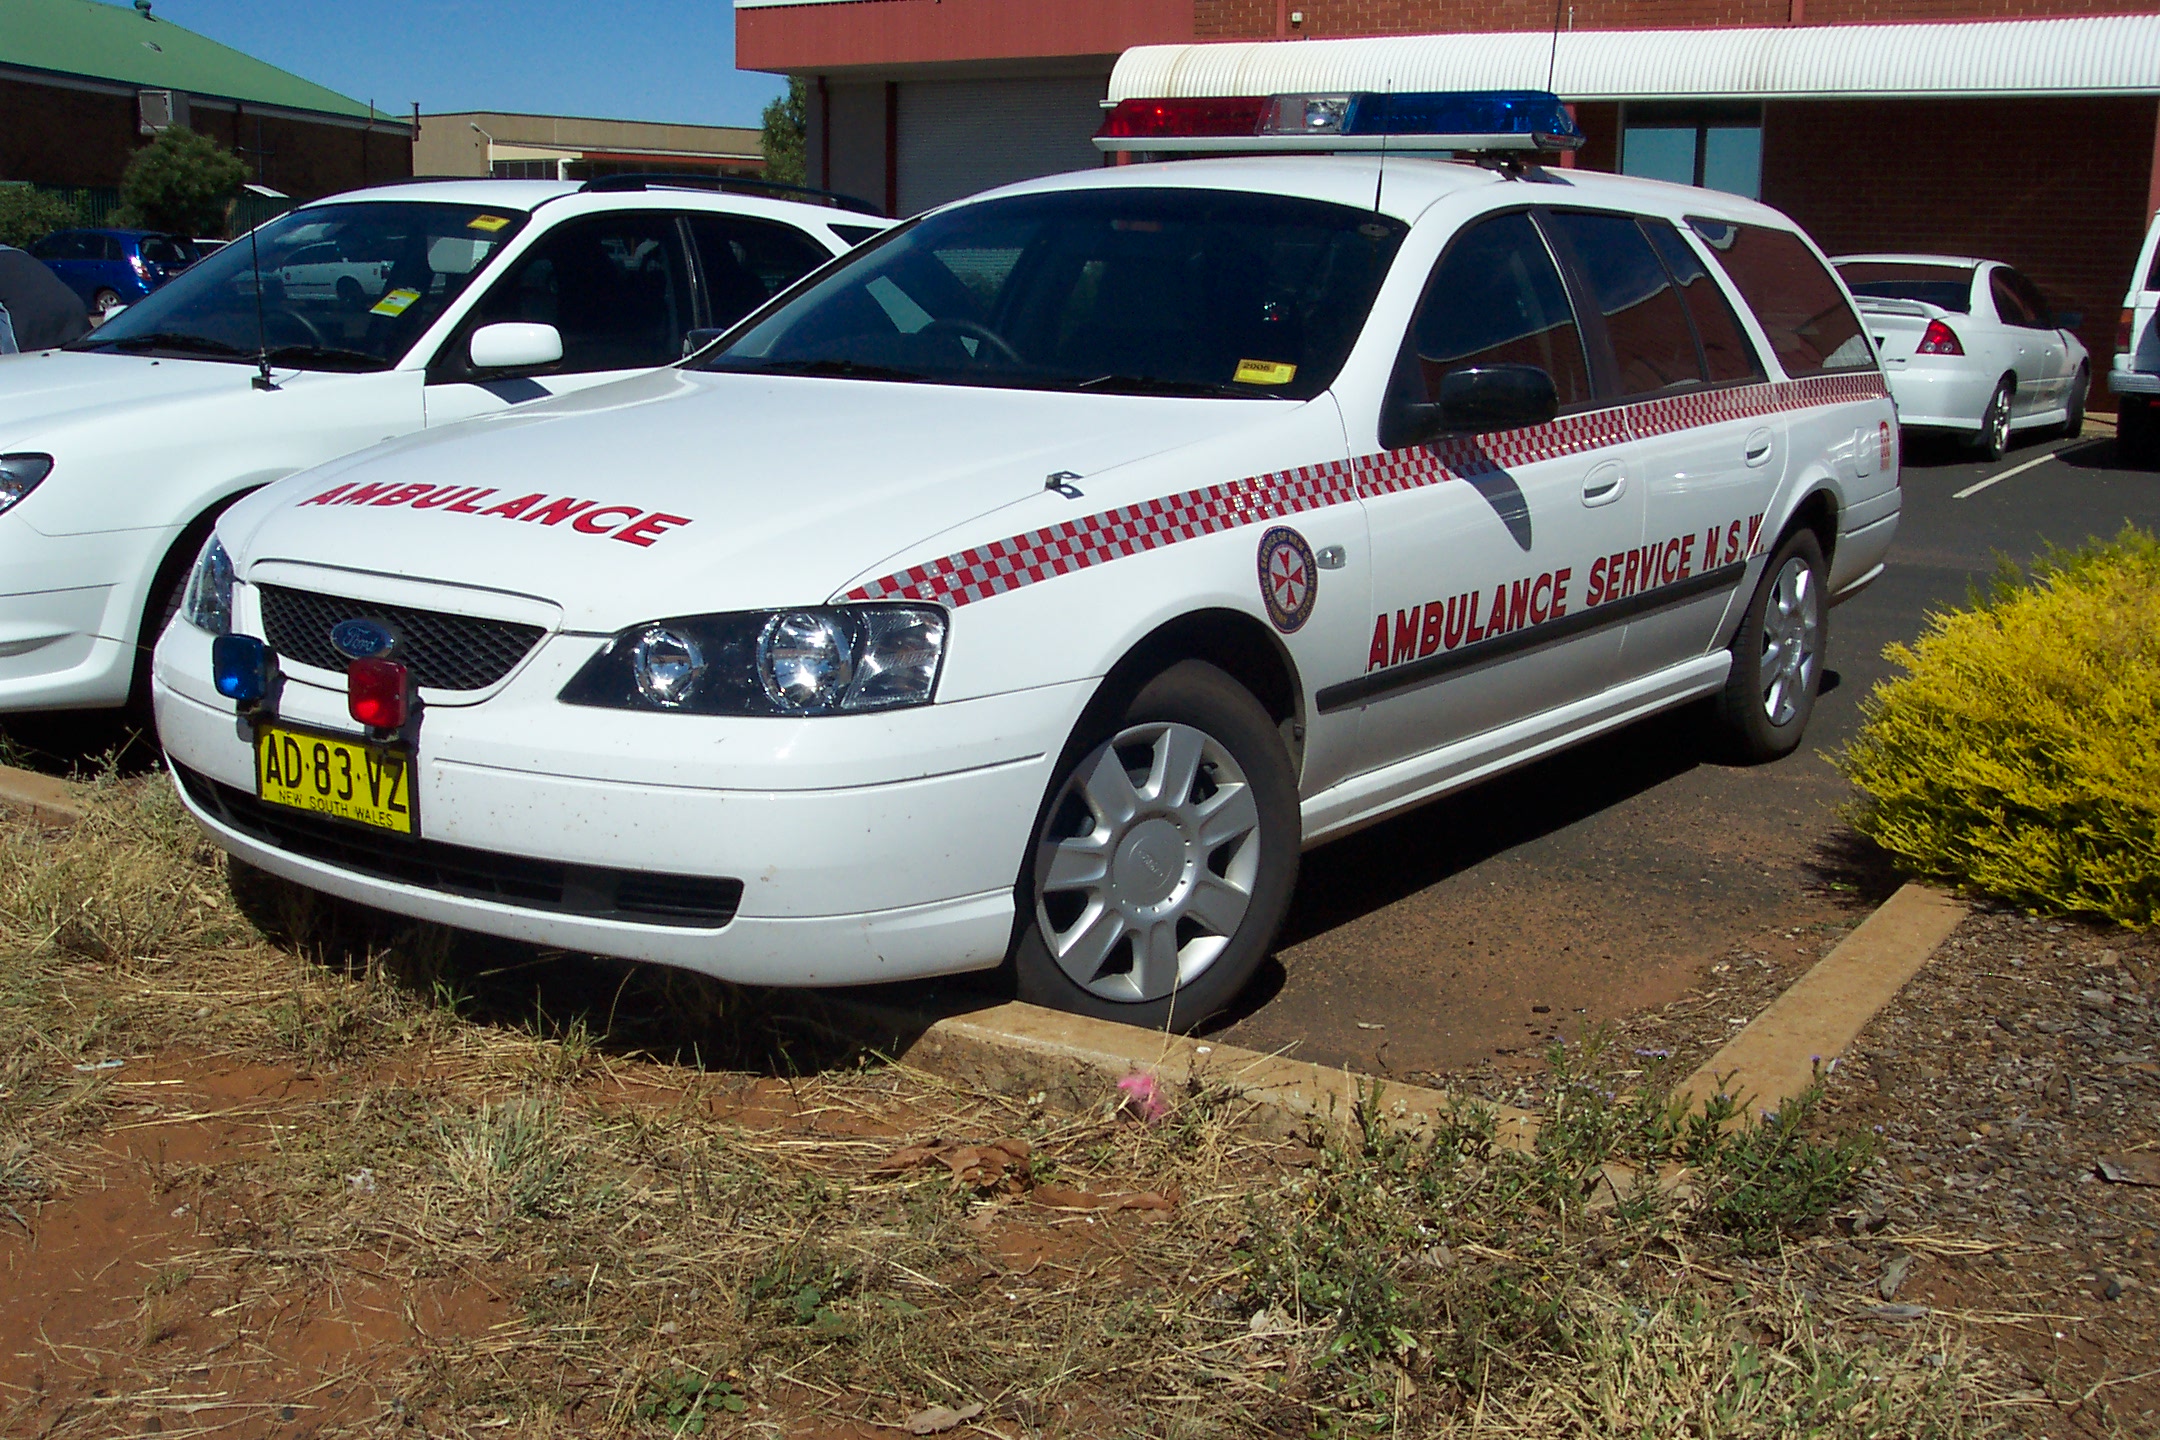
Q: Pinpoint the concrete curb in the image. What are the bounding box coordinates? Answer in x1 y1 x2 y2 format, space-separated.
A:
1674 882 1967 1115
848 998 1537 1150
0 763 83 829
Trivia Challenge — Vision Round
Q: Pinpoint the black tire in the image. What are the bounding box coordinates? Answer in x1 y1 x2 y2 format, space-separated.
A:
2060 364 2089 441
1968 377 2014 461
1011 659 1299 1032
2120 399 2157 468
1711 528 1828 764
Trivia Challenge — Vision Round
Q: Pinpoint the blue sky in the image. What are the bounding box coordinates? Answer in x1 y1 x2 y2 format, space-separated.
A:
147 1 786 127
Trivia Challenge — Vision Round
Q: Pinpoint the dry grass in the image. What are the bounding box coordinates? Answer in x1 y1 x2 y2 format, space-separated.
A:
0 777 2011 1437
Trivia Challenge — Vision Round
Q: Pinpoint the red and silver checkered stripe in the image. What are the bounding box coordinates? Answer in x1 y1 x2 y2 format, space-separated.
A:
845 372 1888 609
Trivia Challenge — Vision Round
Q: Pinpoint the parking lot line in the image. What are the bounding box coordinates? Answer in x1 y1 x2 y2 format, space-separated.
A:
1952 438 2105 500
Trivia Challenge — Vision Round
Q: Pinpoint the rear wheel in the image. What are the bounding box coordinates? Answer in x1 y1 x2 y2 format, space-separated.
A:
1711 528 1827 763
2120 399 2157 468
1968 378 2014 461
1012 660 1298 1032
90 287 122 316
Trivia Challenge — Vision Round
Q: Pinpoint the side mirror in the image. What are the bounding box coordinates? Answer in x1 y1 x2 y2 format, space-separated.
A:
2053 310 2084 331
1391 364 1558 446
468 321 563 371
681 327 726 358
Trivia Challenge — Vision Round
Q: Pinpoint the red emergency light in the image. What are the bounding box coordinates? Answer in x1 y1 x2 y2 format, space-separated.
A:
348 657 410 730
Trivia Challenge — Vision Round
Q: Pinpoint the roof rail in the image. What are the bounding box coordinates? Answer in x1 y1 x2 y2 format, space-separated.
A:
578 172 884 216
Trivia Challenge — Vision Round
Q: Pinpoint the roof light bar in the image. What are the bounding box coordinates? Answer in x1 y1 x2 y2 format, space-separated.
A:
1095 89 1583 154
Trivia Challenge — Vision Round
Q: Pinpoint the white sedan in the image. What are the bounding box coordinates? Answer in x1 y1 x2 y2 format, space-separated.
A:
154 93 1901 1031
0 179 884 717
1834 253 2089 459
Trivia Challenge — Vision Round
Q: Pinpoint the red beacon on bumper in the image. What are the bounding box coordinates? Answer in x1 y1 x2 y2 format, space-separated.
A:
347 657 410 730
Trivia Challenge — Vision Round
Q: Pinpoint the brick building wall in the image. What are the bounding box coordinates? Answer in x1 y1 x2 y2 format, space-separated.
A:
1196 0 2138 36
1763 95 2152 402
0 76 409 203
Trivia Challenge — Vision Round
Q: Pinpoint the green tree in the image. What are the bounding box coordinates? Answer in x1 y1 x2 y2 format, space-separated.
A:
761 77 808 188
117 127 246 236
0 185 79 248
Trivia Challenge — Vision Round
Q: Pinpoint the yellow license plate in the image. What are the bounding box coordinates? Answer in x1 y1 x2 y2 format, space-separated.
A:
255 724 416 835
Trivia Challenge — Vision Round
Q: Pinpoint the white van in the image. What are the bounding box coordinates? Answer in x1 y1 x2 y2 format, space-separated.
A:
2111 209 2160 463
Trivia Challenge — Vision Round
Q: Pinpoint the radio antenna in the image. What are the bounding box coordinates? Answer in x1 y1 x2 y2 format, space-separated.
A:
1546 0 1564 92
1372 83 1392 212
241 182 287 391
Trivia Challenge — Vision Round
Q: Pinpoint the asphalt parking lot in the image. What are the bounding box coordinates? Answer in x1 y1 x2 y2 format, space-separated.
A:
1216 422 2160 1078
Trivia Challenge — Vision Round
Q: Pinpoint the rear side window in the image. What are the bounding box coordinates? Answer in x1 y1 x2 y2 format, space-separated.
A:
1992 268 2054 329
1411 211 1593 410
1642 219 1762 383
1688 219 1873 376
1541 210 1701 399
1836 260 1973 314
686 215 832 328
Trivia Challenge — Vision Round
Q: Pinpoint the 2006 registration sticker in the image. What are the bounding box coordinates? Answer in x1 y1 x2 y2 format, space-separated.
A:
255 724 415 835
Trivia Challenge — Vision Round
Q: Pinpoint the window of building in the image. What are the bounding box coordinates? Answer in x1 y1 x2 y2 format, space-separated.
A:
1411 211 1593 410
491 159 562 181
1620 103 1763 200
1689 219 1873 376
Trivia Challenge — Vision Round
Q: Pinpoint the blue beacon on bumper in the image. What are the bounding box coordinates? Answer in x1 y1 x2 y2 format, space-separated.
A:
211 634 271 705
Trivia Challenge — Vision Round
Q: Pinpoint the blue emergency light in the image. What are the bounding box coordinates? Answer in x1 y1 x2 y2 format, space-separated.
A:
211 634 273 706
1095 88 1582 154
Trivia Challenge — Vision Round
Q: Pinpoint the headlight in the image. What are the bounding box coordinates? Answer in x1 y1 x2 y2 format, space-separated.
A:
561 605 946 716
0 454 53 516
180 536 234 635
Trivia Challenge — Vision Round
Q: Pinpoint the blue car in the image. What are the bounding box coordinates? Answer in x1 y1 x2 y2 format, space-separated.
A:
27 228 200 314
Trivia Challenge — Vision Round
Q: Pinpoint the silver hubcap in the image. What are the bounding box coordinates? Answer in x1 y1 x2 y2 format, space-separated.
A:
1033 721 1261 1003
1759 556 1819 728
1990 390 2011 451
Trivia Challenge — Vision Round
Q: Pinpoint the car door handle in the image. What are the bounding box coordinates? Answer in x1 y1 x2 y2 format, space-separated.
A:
1580 461 1626 506
1744 428 1774 467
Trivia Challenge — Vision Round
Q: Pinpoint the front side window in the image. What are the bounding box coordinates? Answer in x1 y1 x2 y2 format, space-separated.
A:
450 213 693 376
73 202 528 370
1407 210 1593 410
1835 261 1975 315
1688 219 1873 377
702 188 1408 400
1541 209 1701 399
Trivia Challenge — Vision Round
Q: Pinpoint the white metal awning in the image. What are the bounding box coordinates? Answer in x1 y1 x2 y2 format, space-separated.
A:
1107 16 2160 104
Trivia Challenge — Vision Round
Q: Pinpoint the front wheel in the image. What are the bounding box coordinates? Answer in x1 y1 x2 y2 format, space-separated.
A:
1012 660 1299 1031
1711 528 1827 763
2060 364 2089 440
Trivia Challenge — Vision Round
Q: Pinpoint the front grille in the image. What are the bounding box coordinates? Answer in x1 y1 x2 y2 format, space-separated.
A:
258 585 546 691
173 763 743 929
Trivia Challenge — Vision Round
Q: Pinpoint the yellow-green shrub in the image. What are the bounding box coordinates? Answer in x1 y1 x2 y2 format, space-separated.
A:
1836 526 2160 927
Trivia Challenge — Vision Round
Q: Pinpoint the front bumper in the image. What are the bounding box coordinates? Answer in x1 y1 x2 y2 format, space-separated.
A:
153 617 1089 986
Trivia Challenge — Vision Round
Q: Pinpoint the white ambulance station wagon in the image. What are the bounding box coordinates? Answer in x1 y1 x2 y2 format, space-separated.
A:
153 93 1899 1030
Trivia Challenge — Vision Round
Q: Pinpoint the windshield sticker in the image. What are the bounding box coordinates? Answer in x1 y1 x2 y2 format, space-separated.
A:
1257 527 1317 633
467 214 512 232
369 287 421 317
295 483 693 548
1235 359 1297 386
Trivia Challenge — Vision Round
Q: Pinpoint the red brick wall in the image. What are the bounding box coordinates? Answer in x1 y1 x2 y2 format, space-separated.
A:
1195 0 2140 35
1761 96 2153 408
0 78 410 201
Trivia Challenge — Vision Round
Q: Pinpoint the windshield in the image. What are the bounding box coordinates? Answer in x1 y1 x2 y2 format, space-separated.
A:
1835 262 1974 315
72 201 528 370
700 188 1408 400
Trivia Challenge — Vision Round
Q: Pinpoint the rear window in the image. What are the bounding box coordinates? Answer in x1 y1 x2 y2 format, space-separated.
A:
1689 219 1873 377
1836 261 1974 314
